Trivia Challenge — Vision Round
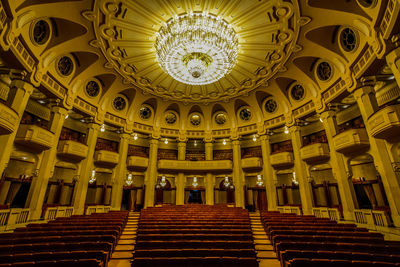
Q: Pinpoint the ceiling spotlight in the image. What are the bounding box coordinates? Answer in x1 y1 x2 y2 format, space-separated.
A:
133 133 138 140
284 126 289 134
100 124 105 132
222 139 227 145
164 138 168 144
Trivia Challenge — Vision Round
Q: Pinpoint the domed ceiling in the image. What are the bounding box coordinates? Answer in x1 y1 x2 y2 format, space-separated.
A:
90 0 299 103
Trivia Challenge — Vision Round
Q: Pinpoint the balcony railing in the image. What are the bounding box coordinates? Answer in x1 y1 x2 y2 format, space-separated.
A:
333 128 369 154
300 143 330 163
0 102 19 135
241 157 262 171
158 159 233 172
127 156 149 171
15 124 54 151
368 104 400 139
57 140 88 162
94 150 119 167
270 152 294 169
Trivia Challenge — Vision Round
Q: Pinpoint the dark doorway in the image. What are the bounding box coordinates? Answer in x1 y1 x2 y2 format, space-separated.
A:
121 189 130 211
12 183 31 208
353 184 372 209
188 190 202 204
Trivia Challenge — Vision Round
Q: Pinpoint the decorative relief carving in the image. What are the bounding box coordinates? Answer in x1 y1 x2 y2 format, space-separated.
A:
91 0 300 103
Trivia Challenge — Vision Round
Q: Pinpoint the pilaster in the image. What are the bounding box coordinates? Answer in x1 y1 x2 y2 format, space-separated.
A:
320 110 358 220
144 138 159 208
290 126 314 215
25 106 68 220
176 141 186 205
260 134 277 211
232 140 244 208
205 141 214 205
72 123 100 215
110 133 130 210
0 80 34 176
354 86 400 226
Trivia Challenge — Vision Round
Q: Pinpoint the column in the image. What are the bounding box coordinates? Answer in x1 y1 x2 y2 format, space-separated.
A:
205 141 215 205
72 123 100 215
110 133 130 210
386 36 400 88
0 79 34 176
25 106 68 220
320 110 358 220
144 138 158 208
354 86 400 226
232 140 244 208
290 126 314 215
176 141 186 205
260 134 277 211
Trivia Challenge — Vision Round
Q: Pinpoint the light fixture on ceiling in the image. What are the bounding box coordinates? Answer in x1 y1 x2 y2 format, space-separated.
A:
100 124 105 132
194 140 197 146
155 11 238 85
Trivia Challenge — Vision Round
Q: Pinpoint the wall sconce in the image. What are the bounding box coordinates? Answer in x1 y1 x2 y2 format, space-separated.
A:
126 173 133 186
256 174 264 186
89 169 96 184
192 176 198 187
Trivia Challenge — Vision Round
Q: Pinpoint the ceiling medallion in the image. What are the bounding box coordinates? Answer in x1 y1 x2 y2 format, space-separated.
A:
94 0 299 102
155 12 238 85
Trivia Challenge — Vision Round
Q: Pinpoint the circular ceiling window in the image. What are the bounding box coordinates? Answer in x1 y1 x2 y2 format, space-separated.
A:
290 84 305 101
85 80 100 98
57 56 74 76
139 106 152 120
265 98 278 113
165 112 177 125
113 96 127 111
239 108 252 121
32 20 51 45
339 28 358 52
316 61 332 81
190 114 201 126
215 112 227 125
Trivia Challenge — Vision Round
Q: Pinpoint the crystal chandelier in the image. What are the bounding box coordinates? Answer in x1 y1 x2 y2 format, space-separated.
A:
155 11 238 85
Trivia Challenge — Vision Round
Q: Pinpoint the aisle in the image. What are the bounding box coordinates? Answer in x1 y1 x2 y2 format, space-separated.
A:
109 212 140 267
249 212 281 267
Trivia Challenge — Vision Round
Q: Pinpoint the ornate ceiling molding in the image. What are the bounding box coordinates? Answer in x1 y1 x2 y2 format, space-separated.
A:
90 0 301 103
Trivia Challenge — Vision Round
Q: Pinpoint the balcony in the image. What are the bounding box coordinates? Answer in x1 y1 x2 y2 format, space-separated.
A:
94 150 119 167
0 102 19 135
127 156 149 171
300 143 330 163
241 157 262 171
333 128 369 154
158 159 232 172
15 124 54 151
368 104 400 140
57 140 88 161
270 152 294 169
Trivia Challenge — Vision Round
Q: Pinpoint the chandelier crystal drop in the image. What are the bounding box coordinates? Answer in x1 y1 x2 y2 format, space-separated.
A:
155 11 238 85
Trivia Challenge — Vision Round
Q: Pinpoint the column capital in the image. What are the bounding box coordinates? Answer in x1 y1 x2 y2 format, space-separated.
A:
289 125 301 134
88 123 101 131
178 141 187 147
120 133 131 141
10 79 34 95
149 138 159 145
260 134 270 142
232 140 240 146
353 85 375 101
51 106 69 116
319 110 336 121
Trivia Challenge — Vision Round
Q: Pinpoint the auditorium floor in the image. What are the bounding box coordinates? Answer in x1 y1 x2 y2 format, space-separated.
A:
109 211 281 267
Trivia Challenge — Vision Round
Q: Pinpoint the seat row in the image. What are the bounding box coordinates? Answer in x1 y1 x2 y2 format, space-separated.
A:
260 211 400 267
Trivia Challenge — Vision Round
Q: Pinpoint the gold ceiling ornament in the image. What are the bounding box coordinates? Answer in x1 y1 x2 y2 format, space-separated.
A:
155 12 238 85
92 0 299 103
